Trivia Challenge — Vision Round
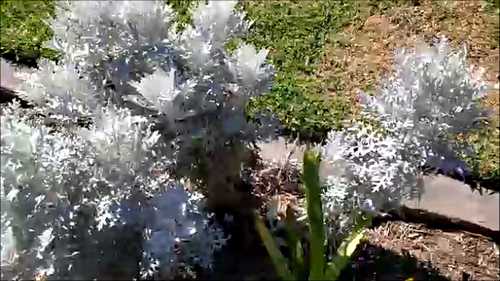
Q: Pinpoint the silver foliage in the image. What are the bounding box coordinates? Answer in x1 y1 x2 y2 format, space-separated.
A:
0 0 277 279
321 38 489 237
0 102 226 280
12 0 277 206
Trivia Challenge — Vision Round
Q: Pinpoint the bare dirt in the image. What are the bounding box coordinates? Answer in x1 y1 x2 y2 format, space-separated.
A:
347 220 500 281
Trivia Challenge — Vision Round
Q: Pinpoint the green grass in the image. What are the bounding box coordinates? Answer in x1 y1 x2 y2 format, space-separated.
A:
2 0 498 180
0 0 58 66
242 0 412 140
471 0 500 182
166 0 196 31
485 0 500 50
242 0 360 140
463 119 500 185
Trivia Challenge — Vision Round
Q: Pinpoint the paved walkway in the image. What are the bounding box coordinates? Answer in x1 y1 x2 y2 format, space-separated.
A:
405 175 499 231
257 138 499 231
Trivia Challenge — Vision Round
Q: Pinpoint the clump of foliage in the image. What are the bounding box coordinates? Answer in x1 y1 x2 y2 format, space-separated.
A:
0 0 361 141
1 1 276 279
16 0 277 207
320 38 489 236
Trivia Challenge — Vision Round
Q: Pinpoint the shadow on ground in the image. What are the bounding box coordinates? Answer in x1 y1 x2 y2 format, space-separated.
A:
201 212 277 281
393 206 500 244
203 212 454 281
464 175 500 194
340 242 450 281
205 225 450 281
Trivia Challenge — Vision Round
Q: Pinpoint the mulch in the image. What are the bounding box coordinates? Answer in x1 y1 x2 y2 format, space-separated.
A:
347 220 500 281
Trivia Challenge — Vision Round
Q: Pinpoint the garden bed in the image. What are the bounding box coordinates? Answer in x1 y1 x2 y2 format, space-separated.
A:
202 160 500 281
204 205 500 280
1 1 498 280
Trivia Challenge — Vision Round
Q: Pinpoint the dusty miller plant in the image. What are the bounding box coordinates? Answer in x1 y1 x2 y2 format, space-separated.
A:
16 0 276 209
321 38 489 239
1 0 276 279
0 102 227 280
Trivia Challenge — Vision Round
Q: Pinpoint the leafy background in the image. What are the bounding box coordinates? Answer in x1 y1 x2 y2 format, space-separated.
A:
1 0 498 180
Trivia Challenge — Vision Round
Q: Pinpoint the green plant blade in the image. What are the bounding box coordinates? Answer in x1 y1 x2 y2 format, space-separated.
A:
295 239 305 278
302 149 326 280
325 214 372 280
284 208 305 279
254 214 296 281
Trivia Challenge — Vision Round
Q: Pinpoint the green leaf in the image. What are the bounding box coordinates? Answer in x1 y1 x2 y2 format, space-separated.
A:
324 214 372 280
254 214 295 281
284 208 305 280
302 149 326 280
